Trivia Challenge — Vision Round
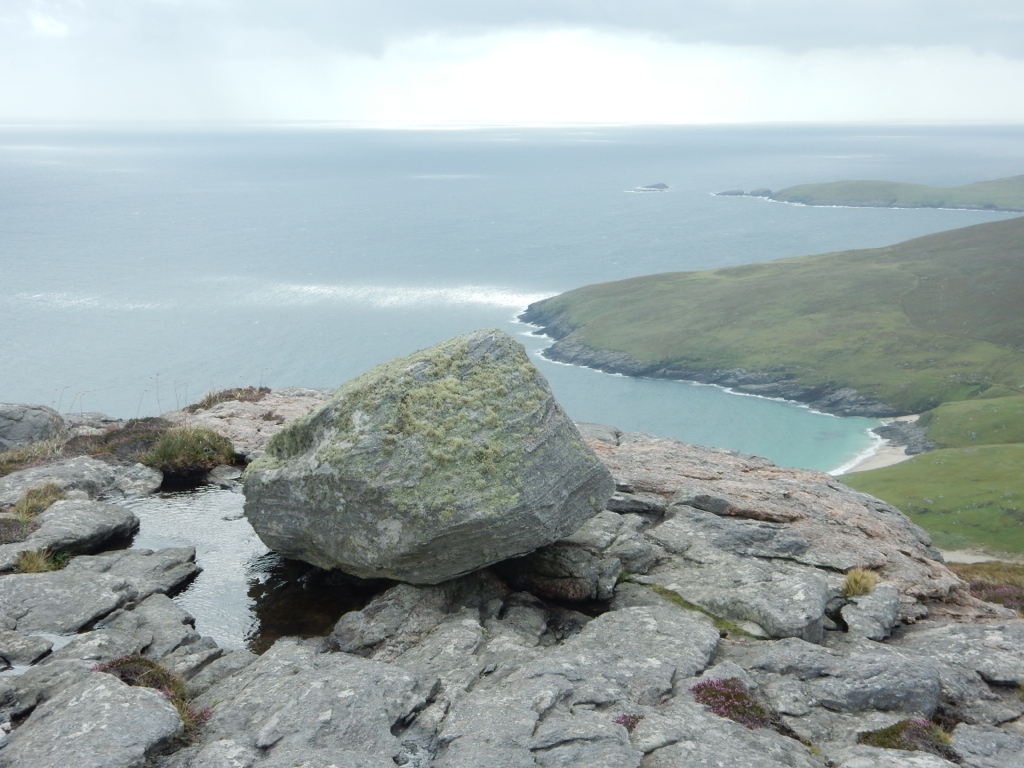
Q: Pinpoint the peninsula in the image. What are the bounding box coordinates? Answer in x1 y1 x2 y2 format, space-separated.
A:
521 215 1024 554
717 174 1024 212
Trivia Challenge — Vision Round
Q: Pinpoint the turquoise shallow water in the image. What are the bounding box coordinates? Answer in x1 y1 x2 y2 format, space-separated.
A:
3 124 1023 471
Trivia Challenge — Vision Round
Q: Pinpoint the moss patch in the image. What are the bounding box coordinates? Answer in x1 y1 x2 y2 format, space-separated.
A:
643 583 764 639
255 331 561 520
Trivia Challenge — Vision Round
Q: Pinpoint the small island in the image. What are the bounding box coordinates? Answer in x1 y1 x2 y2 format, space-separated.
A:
716 174 1024 212
631 182 670 192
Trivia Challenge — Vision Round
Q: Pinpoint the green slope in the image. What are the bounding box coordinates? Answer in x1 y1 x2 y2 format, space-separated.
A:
768 175 1024 211
842 444 1024 553
918 395 1024 448
530 216 1024 413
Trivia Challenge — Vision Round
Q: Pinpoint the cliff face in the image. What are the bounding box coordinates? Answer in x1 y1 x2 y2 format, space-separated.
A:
0 389 1021 767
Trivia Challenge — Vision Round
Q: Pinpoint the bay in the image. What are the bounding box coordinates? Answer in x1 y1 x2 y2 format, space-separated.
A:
3 124 1022 471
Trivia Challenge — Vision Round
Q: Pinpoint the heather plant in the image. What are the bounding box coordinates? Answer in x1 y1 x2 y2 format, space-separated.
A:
949 561 1024 614
185 386 271 413
613 713 644 733
858 718 958 761
93 655 211 740
689 678 771 729
843 567 881 597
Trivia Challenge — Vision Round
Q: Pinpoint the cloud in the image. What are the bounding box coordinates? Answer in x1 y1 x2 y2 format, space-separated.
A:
2 1 1024 123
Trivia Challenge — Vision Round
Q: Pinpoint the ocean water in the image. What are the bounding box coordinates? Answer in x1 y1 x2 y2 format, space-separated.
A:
3 124 1023 471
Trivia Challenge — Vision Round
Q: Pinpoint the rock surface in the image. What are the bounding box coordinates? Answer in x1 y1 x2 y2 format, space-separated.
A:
0 457 162 507
162 387 331 461
1 673 183 767
0 498 139 572
243 330 614 583
0 404 65 452
1 398 1022 768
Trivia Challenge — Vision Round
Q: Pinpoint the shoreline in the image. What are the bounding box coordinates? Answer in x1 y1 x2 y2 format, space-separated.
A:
834 414 921 475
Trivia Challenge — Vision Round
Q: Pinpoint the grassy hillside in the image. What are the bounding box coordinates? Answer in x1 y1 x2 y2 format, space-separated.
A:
918 395 1024 448
842 444 1024 553
768 175 1024 211
531 216 1024 414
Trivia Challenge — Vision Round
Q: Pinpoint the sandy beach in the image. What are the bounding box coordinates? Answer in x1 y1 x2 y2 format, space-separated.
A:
839 414 920 474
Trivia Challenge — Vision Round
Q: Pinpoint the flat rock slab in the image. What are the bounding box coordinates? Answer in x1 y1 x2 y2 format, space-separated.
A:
585 428 998 622
0 498 139 571
162 387 331 461
0 457 161 506
192 639 427 766
750 637 942 715
2 673 182 768
244 330 614 583
0 547 198 634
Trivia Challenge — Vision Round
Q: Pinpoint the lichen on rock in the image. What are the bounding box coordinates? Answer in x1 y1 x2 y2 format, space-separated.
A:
243 329 614 584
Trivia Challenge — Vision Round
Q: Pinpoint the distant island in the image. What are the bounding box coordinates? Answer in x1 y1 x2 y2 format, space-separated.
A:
631 182 670 192
521 215 1024 553
716 174 1024 212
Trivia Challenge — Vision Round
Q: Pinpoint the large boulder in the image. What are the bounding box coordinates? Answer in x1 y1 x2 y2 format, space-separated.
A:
0 404 64 452
243 329 614 584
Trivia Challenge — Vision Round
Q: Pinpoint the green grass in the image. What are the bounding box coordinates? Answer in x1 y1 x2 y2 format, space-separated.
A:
769 174 1024 211
947 561 1024 613
144 427 235 477
841 444 1024 553
918 395 1024 448
0 439 63 478
10 483 65 522
529 216 1024 414
14 549 71 573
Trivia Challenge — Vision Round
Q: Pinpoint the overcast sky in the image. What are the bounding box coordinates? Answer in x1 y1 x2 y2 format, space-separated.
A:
4 1 1024 125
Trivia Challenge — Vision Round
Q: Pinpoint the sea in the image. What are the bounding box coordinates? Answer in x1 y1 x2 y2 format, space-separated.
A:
3 123 1024 473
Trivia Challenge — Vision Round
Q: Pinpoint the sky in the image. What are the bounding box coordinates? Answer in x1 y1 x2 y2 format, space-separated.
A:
3 1 1024 125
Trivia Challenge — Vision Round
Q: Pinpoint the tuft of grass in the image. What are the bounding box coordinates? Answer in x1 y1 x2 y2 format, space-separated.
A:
843 567 882 597
644 583 765 639
0 439 63 478
143 427 235 477
64 417 171 464
858 719 959 761
0 484 65 546
11 483 65 523
93 655 211 740
690 678 772 729
14 548 70 573
948 561 1024 613
184 386 271 413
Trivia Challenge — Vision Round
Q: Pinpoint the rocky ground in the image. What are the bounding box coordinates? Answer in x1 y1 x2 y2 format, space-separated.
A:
0 397 1022 767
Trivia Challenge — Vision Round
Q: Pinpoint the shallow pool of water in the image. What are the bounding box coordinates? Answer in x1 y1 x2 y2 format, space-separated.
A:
124 485 381 651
